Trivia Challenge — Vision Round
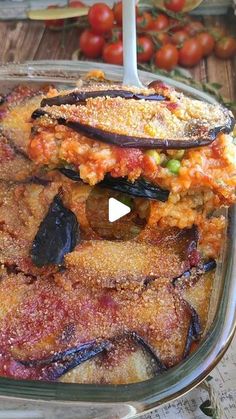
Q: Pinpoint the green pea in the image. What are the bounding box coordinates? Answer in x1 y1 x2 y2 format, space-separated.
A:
145 150 161 165
167 159 181 174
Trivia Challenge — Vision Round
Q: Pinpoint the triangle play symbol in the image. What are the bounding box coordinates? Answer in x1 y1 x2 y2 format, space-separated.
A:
108 197 131 223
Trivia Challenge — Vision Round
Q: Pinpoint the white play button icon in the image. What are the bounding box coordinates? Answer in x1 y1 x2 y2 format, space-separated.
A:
86 186 149 240
108 197 131 223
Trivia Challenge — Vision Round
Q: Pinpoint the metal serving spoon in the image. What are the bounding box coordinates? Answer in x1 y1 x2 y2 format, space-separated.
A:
122 0 143 88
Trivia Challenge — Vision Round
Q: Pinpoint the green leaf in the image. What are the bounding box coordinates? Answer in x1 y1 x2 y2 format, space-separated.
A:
200 400 215 417
210 83 222 90
206 375 214 382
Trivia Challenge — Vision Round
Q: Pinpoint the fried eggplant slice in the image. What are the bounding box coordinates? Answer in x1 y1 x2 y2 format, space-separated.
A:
41 89 166 107
176 269 214 333
60 334 166 385
19 340 111 381
0 85 51 154
0 180 62 274
0 273 193 380
31 87 234 149
64 226 197 291
0 134 41 182
31 194 79 267
60 169 170 202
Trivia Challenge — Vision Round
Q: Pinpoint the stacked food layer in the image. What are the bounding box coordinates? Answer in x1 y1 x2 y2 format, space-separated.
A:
0 77 234 384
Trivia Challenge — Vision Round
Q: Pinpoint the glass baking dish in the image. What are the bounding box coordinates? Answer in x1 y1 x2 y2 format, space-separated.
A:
0 61 235 419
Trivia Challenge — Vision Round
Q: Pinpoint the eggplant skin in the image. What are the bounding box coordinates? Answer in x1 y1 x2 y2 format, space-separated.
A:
129 332 167 374
100 175 169 202
41 90 166 107
172 259 216 287
59 168 170 202
32 107 235 150
31 195 79 267
17 334 166 381
19 340 111 381
184 305 201 358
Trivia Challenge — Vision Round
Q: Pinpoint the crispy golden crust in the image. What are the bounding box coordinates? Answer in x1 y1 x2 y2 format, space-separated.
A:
64 229 194 291
41 96 228 140
0 86 50 154
0 134 43 182
0 272 192 377
60 335 160 385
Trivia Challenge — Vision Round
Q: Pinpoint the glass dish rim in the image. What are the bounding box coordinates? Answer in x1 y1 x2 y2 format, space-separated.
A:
0 60 235 413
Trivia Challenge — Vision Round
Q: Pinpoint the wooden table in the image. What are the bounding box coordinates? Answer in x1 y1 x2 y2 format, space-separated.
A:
0 15 235 103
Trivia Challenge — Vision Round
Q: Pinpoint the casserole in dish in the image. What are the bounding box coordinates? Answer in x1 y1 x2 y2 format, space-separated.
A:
0 61 235 418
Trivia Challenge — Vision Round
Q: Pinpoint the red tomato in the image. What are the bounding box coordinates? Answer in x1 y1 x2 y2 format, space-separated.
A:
137 12 153 31
151 14 169 31
155 44 179 71
79 29 105 58
103 40 123 65
88 3 114 34
164 0 185 13
69 1 85 6
185 20 204 36
178 38 203 67
197 32 215 57
171 30 188 45
156 32 171 46
137 36 154 63
45 5 64 28
215 37 236 59
113 2 122 25
169 17 186 33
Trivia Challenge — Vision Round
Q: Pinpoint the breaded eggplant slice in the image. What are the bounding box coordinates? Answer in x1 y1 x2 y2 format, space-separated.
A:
0 272 193 381
64 226 197 291
175 267 215 332
31 84 234 149
0 180 62 274
0 134 43 182
0 85 51 154
58 335 166 384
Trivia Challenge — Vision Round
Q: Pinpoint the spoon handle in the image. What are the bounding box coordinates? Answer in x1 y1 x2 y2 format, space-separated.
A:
122 0 143 88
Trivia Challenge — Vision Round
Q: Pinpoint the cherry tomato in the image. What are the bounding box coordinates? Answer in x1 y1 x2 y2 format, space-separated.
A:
88 3 114 34
197 32 215 57
156 32 171 46
151 14 169 31
103 40 123 65
155 44 179 71
69 1 85 6
137 36 154 63
171 30 188 46
185 20 204 36
45 5 64 28
169 17 186 32
79 29 105 58
215 37 236 59
178 38 203 67
137 12 153 31
164 0 185 13
113 2 122 25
